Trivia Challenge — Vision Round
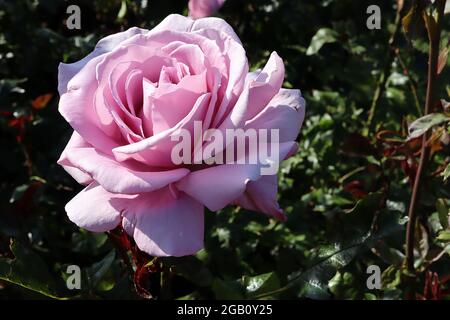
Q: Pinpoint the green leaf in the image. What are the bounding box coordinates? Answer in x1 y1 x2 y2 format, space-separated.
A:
117 0 127 21
429 212 445 233
84 250 115 290
306 28 339 56
372 242 405 265
381 265 403 290
407 113 450 140
328 271 358 299
9 184 29 203
71 230 108 253
212 278 245 300
437 231 450 241
0 240 62 299
436 199 449 229
442 163 450 182
364 293 377 300
241 272 281 299
288 237 368 299
288 202 404 299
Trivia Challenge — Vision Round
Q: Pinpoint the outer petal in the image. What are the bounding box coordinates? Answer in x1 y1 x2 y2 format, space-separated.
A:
209 52 282 135
245 89 306 142
191 15 239 45
176 141 296 211
63 146 189 194
57 132 93 185
65 182 127 232
114 187 204 257
177 164 259 211
208 29 248 128
233 175 286 221
58 27 148 95
245 52 285 120
152 14 241 45
59 55 120 155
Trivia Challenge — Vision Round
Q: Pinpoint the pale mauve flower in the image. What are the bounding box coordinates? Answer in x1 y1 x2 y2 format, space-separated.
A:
57 14 305 257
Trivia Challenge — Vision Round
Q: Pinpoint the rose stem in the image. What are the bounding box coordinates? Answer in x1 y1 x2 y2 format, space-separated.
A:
405 0 446 273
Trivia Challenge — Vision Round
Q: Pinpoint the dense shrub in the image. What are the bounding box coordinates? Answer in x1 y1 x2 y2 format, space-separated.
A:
0 0 449 300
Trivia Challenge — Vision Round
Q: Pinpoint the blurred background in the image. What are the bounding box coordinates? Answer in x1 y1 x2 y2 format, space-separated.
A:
0 0 450 300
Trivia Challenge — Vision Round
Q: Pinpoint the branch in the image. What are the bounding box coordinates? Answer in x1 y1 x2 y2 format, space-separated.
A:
405 0 446 273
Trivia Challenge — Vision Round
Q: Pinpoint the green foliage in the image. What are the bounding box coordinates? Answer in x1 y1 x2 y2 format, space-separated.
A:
408 113 450 140
0 240 60 298
0 0 450 300
443 164 450 182
306 28 339 56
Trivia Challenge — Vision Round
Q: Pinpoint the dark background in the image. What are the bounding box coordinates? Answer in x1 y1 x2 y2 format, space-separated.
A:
0 0 449 300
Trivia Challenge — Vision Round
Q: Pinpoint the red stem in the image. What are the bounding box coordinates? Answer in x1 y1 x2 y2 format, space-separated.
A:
405 0 445 273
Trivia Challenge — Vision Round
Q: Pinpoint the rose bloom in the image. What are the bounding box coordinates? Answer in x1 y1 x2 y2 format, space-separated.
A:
58 14 305 257
188 0 226 19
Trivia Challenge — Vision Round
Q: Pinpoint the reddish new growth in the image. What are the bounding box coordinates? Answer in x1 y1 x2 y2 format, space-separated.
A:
108 227 161 299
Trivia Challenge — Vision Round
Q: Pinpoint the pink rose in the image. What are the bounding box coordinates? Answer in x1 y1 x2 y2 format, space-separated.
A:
189 0 226 19
58 14 305 257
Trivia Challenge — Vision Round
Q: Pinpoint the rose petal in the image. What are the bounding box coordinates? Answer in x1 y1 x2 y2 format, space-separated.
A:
176 141 296 211
65 182 128 232
233 175 286 221
114 187 204 257
191 15 240 45
245 51 285 120
168 43 206 75
150 71 208 134
245 88 306 142
58 27 148 95
198 78 250 159
177 164 259 211
125 69 144 116
59 55 120 154
64 146 189 194
94 47 169 138
199 28 247 128
152 14 240 45
109 61 145 137
57 132 93 185
113 92 211 167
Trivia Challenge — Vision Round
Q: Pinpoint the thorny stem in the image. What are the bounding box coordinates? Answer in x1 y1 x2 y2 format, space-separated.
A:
107 230 134 273
405 0 445 273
